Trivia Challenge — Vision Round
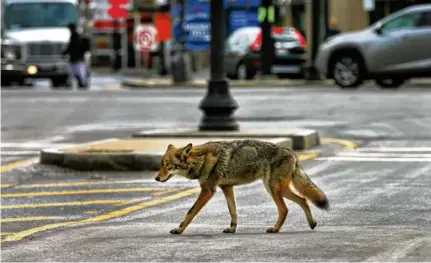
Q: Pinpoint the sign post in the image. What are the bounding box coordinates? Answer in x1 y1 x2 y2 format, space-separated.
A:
107 0 130 71
133 13 141 70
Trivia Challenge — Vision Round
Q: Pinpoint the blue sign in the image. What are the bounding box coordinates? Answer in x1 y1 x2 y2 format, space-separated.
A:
172 0 260 51
229 9 260 36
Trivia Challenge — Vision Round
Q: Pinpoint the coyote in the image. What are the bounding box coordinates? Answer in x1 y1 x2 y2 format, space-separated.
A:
155 139 329 234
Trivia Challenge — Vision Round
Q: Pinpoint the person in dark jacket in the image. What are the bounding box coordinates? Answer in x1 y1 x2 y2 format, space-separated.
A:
325 17 342 40
63 23 88 88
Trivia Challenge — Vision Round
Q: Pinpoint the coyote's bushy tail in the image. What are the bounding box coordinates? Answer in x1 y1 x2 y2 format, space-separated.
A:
291 164 329 210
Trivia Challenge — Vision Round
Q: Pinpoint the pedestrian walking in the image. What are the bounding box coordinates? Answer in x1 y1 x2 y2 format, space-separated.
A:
325 17 342 40
63 23 89 88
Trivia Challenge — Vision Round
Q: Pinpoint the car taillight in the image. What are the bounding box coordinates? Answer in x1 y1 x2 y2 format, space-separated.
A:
249 43 260 52
293 30 307 49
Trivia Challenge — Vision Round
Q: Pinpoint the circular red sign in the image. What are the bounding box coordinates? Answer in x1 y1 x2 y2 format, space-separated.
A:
136 29 153 51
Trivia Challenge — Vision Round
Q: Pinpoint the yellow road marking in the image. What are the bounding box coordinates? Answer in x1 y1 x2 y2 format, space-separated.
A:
84 211 98 214
321 137 358 151
0 157 39 174
152 189 181 196
16 179 154 189
298 152 319 162
103 84 121 90
3 188 200 242
1 187 171 198
0 216 63 223
1 199 129 209
1 232 14 236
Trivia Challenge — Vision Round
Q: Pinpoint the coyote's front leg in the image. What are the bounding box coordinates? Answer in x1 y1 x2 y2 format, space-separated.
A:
170 187 215 234
220 185 238 233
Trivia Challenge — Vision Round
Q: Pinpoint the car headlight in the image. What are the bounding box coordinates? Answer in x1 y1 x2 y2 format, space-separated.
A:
1 44 22 60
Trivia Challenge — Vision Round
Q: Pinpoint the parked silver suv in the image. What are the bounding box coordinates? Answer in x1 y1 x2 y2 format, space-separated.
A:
315 4 431 88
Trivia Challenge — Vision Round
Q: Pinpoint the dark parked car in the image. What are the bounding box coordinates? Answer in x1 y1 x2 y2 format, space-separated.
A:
224 26 308 80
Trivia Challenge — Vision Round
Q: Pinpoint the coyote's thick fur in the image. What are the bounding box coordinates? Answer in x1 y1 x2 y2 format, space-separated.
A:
155 139 329 234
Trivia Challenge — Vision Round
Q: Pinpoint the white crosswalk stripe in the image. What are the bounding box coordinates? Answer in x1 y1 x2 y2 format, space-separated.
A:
316 147 431 162
1 142 75 158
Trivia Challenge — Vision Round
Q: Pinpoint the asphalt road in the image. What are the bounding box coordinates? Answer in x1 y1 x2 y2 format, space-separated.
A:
1 79 431 261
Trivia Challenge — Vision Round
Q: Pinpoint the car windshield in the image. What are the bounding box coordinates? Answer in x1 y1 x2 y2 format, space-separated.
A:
4 2 79 30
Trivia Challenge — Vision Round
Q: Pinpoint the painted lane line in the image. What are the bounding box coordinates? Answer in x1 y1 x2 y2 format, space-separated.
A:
0 151 40 156
15 179 159 189
0 157 39 174
1 143 75 148
315 156 431 162
0 187 177 198
321 137 358 151
0 216 66 223
337 152 431 158
2 188 200 242
356 147 431 152
0 199 132 209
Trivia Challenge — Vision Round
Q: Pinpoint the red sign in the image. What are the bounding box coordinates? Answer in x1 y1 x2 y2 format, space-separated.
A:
108 0 129 19
154 13 172 41
134 25 158 51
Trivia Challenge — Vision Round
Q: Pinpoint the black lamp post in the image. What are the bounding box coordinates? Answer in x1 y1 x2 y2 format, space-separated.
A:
198 0 239 131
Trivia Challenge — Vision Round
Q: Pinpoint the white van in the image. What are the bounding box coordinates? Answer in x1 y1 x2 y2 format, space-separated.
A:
1 0 90 88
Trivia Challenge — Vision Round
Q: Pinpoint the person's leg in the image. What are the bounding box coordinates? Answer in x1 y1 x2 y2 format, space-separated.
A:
74 61 88 87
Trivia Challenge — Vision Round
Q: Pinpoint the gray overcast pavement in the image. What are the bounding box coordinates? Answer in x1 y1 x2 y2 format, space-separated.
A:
1 81 431 261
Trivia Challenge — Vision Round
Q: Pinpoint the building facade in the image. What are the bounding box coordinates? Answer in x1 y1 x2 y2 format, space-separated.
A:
282 0 430 35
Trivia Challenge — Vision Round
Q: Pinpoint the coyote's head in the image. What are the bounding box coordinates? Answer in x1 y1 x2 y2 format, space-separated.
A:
155 143 193 182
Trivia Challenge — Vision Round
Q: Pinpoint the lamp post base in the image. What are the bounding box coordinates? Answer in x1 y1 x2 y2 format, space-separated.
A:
198 79 239 131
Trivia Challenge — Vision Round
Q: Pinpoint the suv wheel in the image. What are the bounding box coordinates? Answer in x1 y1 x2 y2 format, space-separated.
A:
331 54 364 88
51 76 71 89
236 63 255 80
375 78 405 89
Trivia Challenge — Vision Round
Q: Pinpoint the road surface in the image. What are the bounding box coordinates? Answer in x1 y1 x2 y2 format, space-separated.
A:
1 80 431 261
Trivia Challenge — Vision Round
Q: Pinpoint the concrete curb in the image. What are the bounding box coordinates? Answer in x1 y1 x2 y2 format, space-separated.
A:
132 128 320 151
39 137 295 171
121 78 333 89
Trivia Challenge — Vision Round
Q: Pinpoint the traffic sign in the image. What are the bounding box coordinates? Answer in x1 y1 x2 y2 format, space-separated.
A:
155 13 172 41
108 0 130 19
134 25 158 51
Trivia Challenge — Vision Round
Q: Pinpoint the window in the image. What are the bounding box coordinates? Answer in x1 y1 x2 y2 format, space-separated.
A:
381 12 422 33
417 12 431 27
5 2 79 30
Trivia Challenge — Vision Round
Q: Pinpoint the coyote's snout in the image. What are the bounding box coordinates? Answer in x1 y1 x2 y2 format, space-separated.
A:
156 139 329 234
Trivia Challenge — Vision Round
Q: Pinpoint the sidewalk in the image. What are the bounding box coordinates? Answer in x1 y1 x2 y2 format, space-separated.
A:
121 77 333 88
40 128 321 171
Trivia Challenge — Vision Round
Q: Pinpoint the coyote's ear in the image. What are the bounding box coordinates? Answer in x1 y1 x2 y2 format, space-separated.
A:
182 143 193 156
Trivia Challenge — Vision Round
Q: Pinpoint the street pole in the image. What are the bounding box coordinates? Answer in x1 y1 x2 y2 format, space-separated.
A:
171 0 192 83
198 0 239 131
121 18 128 72
260 0 273 77
134 13 141 71
305 0 327 80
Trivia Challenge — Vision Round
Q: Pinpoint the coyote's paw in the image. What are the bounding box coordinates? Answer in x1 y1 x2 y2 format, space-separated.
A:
266 227 280 233
222 227 236 234
309 221 317 230
170 228 183 234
